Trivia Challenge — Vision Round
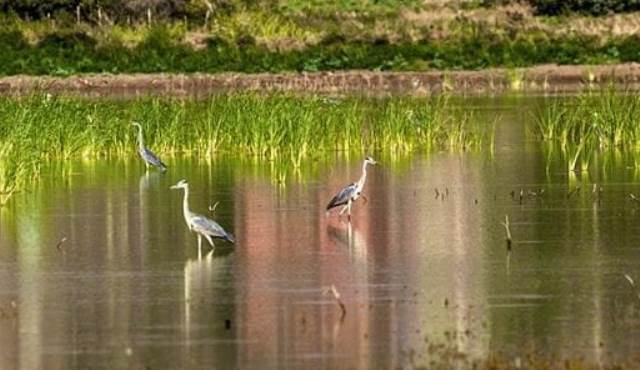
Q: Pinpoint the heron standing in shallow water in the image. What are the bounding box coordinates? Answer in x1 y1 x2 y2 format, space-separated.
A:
326 156 377 221
171 179 235 256
132 122 167 172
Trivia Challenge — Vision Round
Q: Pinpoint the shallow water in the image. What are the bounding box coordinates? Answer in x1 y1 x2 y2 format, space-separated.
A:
2 96 640 368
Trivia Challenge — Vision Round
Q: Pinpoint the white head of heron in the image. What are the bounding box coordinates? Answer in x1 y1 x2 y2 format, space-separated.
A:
131 121 142 128
170 179 188 190
364 156 378 165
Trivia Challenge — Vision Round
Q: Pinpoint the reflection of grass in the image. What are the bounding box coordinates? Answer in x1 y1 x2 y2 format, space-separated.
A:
535 89 640 172
0 93 486 204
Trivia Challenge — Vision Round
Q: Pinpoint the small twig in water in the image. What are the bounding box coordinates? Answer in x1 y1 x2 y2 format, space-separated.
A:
527 189 545 198
324 285 346 319
624 274 640 301
519 189 524 205
501 215 512 251
434 188 440 199
55 237 67 253
591 184 603 202
624 274 635 287
208 201 220 214
630 194 640 203
567 186 581 199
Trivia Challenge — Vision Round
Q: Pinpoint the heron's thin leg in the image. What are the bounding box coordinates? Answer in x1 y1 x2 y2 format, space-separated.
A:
339 205 348 215
197 234 202 260
204 234 215 249
347 199 352 222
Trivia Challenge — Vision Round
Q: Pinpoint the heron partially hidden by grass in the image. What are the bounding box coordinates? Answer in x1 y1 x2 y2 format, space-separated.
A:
132 122 167 172
326 156 377 221
171 179 235 256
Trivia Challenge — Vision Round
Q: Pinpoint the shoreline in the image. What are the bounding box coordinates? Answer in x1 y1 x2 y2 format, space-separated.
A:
3 64 640 96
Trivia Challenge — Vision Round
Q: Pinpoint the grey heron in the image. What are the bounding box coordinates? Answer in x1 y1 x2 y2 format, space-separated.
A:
171 179 235 255
132 122 167 172
326 156 377 220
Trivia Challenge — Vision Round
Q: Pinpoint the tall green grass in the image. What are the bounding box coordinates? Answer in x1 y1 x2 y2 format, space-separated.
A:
0 93 484 205
535 89 640 172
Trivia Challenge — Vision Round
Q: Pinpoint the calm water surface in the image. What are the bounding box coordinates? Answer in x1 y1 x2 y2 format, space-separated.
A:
2 97 640 368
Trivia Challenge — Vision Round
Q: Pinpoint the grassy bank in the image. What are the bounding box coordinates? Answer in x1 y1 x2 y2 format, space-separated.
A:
2 2 640 75
0 93 484 205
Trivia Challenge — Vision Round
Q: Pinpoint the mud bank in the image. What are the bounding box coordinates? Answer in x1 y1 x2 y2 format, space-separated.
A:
3 64 640 96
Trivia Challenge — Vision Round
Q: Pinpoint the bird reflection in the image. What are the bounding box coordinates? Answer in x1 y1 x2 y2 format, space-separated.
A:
327 221 368 261
138 171 161 191
183 251 215 343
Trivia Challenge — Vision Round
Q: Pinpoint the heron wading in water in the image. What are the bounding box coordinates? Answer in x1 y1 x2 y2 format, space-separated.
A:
326 156 377 221
132 122 167 172
171 179 235 256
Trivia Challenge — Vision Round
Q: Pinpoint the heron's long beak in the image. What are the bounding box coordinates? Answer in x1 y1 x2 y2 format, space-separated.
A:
170 185 179 190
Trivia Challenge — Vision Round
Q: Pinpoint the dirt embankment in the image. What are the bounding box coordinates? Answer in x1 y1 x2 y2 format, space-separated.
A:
3 64 640 96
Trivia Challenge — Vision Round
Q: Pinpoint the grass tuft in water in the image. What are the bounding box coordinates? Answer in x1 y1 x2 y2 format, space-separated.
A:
534 89 640 172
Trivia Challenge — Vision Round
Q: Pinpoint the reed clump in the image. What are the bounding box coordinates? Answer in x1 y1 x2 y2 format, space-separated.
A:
0 93 484 204
534 89 640 172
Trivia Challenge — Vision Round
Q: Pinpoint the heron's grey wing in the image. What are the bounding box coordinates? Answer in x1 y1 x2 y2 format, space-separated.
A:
190 215 235 243
326 183 357 210
140 147 168 171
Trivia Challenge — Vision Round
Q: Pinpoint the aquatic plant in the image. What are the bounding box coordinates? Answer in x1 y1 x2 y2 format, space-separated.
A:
0 93 485 204
534 89 640 172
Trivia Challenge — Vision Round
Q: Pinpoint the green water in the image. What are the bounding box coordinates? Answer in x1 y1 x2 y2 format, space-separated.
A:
1 96 640 368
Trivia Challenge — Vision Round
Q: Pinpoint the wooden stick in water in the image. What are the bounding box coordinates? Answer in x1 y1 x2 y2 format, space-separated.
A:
56 236 67 254
325 285 346 319
501 215 512 251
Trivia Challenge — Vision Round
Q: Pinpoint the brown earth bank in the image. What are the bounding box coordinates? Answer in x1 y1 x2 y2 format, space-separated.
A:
5 64 640 96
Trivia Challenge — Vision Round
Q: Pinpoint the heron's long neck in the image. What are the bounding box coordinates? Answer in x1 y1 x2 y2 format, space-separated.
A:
136 127 145 150
357 162 368 188
182 187 191 222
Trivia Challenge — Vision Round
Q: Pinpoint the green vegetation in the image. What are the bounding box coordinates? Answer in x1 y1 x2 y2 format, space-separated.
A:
0 93 484 205
0 1 639 75
534 89 640 172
